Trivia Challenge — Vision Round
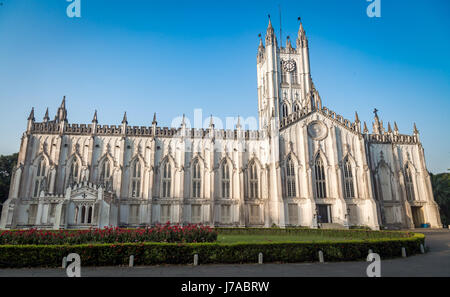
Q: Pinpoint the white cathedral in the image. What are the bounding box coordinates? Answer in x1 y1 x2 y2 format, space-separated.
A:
0 19 442 230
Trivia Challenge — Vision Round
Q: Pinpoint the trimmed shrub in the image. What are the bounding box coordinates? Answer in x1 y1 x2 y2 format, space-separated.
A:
0 233 425 268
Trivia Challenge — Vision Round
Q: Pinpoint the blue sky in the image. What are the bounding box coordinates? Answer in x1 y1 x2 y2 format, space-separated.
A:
0 0 449 173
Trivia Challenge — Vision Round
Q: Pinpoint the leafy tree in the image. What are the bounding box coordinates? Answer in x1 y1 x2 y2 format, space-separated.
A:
430 172 450 226
0 153 18 205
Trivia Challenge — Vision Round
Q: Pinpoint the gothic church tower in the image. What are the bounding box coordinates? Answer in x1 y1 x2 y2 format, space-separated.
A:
257 18 312 130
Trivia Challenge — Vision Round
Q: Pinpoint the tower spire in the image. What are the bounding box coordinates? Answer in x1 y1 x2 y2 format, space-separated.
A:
265 15 276 45
296 17 308 48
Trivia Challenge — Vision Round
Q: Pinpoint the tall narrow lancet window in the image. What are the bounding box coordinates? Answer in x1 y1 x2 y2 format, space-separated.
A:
221 162 231 198
314 156 327 198
80 206 86 223
87 206 93 224
282 103 289 118
162 162 172 198
343 159 355 198
70 160 79 183
130 160 142 198
280 62 288 83
99 159 112 190
74 206 79 224
404 164 415 201
291 67 298 85
33 158 47 197
249 161 259 199
192 159 201 198
285 156 296 197
293 103 300 113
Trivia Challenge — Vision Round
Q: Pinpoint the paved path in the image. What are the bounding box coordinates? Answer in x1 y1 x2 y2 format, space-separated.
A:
0 229 448 277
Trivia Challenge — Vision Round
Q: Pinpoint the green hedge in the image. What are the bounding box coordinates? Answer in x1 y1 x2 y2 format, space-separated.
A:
215 227 414 239
0 233 424 268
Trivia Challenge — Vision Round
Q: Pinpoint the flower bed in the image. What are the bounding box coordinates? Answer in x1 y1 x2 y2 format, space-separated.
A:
0 223 217 245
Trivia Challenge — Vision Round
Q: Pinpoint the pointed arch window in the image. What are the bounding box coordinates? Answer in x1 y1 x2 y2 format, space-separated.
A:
404 164 415 201
192 159 201 198
293 103 300 113
221 162 231 198
80 206 86 223
100 159 113 191
248 161 259 199
161 161 172 198
74 206 79 224
314 156 327 198
130 160 142 198
69 160 80 184
280 62 288 83
343 158 355 199
291 68 298 85
285 156 296 197
33 158 47 197
99 159 111 182
282 103 289 118
87 206 93 224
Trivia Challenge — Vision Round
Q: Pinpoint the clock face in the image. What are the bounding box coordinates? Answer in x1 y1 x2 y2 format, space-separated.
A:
283 60 296 72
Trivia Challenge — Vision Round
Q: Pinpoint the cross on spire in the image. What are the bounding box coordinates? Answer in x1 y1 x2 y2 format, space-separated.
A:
373 108 378 117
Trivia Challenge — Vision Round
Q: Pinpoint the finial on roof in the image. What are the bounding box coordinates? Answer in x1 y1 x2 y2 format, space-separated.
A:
355 111 360 123
122 112 128 125
92 110 98 123
363 121 368 134
28 107 35 121
413 122 419 134
152 112 157 125
43 108 49 122
394 121 399 132
388 122 392 133
209 114 214 128
236 115 242 129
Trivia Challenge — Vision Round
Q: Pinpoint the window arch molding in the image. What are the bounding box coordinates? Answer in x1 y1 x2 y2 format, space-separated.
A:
218 156 234 199
281 101 290 119
403 162 417 201
65 154 83 187
284 153 300 198
159 155 176 199
129 157 144 198
341 154 357 199
312 151 329 199
246 158 262 200
190 156 205 199
32 155 49 198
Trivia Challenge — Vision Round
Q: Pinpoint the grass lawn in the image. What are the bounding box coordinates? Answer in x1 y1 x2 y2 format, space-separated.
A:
217 234 353 243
